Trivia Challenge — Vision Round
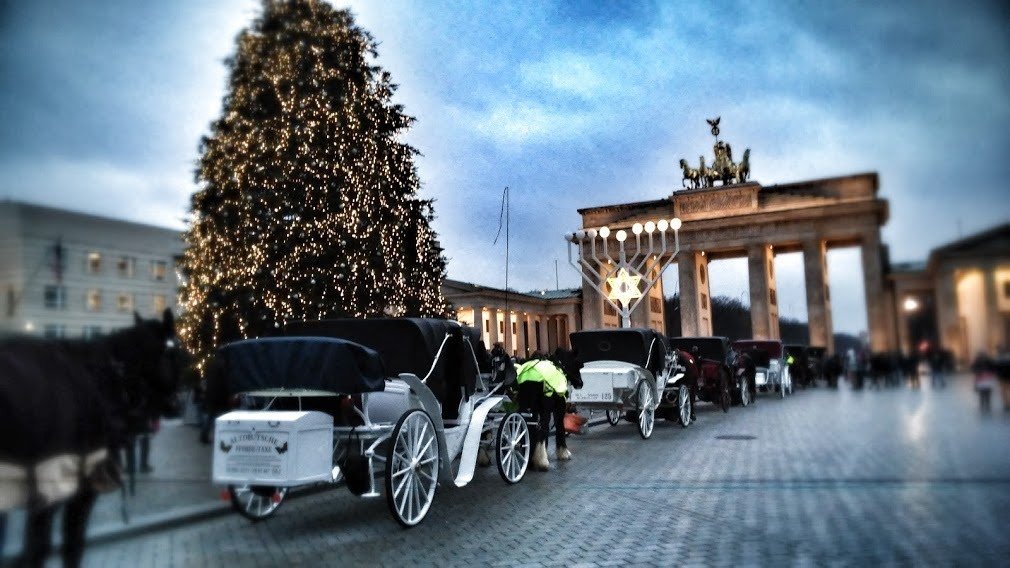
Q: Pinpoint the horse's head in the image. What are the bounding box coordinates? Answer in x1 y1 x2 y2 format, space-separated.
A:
109 309 185 419
551 347 583 390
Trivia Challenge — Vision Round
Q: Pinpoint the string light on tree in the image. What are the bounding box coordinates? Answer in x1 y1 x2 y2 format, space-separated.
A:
178 0 449 371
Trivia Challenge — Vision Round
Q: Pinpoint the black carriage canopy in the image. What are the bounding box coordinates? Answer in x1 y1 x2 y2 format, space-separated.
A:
216 336 387 396
569 328 669 374
668 336 731 362
733 340 783 367
286 318 483 418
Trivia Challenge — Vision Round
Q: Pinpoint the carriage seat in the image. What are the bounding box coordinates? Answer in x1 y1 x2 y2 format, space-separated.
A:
286 318 482 420
570 328 669 377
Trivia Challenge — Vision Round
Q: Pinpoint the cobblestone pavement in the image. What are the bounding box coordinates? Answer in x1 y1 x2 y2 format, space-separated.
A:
26 376 1010 566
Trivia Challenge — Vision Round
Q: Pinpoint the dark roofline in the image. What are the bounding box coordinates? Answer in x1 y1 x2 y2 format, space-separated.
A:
931 222 1010 257
2 198 183 234
442 279 580 303
577 198 671 216
760 172 879 193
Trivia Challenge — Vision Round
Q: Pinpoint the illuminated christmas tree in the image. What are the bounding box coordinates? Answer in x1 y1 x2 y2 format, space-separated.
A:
179 0 449 368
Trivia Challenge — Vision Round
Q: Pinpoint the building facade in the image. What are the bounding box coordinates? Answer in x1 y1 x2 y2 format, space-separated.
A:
0 200 183 339
441 279 581 357
890 223 1010 364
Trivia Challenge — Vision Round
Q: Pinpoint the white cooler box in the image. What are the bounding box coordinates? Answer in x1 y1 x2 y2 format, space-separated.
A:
570 363 638 404
213 410 333 487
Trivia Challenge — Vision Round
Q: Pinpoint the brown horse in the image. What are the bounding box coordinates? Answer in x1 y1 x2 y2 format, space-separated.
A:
0 309 181 567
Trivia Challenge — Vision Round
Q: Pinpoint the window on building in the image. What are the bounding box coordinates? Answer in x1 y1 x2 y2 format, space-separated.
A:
152 294 167 314
701 293 709 310
43 324 66 339
117 293 134 312
650 296 662 312
87 252 102 274
1004 280 1010 300
151 260 168 281
44 285 66 309
117 256 136 278
770 289 778 306
534 321 541 350
86 289 102 311
82 325 102 339
499 320 504 334
511 321 516 334
604 302 616 316
484 319 489 333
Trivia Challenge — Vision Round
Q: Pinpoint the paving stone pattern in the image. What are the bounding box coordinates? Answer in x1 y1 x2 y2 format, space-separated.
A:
57 378 1010 565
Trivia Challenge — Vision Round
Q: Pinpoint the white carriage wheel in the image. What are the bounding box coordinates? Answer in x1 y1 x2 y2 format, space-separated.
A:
637 382 654 439
385 409 439 528
606 409 622 426
740 377 751 407
678 384 691 427
228 484 288 522
496 412 530 484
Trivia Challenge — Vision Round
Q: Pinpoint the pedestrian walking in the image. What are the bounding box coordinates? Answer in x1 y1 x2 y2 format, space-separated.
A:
929 349 947 389
972 352 996 412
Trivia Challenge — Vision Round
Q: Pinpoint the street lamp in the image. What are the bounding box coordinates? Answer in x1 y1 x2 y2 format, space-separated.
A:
903 297 920 312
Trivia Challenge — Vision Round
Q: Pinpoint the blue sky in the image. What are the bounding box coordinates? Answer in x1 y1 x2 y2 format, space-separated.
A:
1 0 1008 334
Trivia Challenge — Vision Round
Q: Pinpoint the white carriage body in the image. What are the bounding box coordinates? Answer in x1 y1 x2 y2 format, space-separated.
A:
571 360 651 407
213 410 334 487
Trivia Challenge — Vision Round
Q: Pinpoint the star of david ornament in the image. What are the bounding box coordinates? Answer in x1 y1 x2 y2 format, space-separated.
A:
606 268 643 307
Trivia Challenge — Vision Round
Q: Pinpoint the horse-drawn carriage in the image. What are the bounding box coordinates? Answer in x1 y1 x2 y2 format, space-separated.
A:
211 318 531 527
668 336 738 411
733 339 792 397
568 328 688 439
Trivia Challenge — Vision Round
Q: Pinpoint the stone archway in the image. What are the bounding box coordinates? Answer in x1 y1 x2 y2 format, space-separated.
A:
577 173 895 353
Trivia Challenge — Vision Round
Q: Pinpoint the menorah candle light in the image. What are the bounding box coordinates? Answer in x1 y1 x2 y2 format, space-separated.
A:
567 218 682 328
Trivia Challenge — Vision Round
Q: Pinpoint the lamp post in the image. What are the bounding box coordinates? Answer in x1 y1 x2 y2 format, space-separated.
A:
567 217 682 328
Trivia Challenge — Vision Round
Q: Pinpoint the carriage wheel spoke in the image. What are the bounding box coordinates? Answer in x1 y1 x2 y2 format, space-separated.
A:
417 436 434 460
393 466 411 497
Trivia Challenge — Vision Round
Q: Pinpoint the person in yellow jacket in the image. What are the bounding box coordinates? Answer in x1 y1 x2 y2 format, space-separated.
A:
514 354 575 471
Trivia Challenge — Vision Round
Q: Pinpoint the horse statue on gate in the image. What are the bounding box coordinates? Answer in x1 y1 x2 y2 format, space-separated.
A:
0 309 182 567
700 156 721 189
678 119 752 187
735 148 750 183
679 159 701 190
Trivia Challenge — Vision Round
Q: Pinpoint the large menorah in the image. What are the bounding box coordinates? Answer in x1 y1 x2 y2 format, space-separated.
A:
567 217 682 328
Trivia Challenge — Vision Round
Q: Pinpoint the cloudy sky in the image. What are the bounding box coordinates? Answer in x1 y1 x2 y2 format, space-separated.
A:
2 0 1008 334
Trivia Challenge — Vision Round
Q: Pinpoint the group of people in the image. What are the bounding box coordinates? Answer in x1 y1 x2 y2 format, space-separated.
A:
971 348 1010 412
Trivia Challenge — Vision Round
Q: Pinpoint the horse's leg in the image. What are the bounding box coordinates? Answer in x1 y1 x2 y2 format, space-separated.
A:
554 396 572 461
124 436 137 495
531 395 550 471
140 433 152 473
22 504 57 567
62 488 97 568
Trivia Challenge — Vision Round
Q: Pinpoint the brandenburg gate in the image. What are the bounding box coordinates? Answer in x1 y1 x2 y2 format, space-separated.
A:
573 121 895 353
